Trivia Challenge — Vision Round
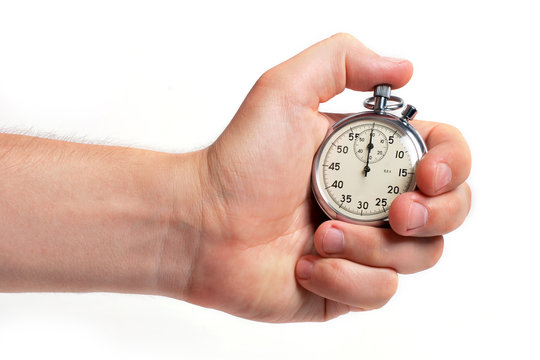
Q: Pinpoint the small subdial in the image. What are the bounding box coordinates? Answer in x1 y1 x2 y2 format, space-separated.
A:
353 128 388 163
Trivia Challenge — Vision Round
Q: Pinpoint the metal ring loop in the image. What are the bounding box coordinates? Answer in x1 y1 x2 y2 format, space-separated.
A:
363 95 404 111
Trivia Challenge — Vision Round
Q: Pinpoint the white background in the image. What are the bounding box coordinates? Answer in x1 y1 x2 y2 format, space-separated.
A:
0 0 538 359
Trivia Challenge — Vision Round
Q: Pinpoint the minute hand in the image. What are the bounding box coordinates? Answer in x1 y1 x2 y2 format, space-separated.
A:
364 127 374 177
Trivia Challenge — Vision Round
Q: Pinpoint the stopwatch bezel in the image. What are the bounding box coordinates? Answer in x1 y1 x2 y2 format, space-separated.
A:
311 111 427 226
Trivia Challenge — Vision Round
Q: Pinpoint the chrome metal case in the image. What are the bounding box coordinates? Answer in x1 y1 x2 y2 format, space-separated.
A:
311 85 427 225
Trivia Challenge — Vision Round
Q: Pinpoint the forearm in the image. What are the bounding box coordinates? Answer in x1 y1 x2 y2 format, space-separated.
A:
0 133 201 296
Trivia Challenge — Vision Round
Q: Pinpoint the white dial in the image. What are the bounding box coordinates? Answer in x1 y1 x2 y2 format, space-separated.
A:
313 115 424 224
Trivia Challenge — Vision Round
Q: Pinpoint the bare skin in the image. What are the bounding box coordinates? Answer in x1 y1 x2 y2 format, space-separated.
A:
0 34 471 322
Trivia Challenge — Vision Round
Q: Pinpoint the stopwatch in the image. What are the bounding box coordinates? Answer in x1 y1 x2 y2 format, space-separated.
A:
311 84 427 225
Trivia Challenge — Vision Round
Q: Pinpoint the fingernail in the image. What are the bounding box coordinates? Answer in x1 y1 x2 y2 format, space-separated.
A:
296 259 313 280
381 56 408 64
408 202 428 231
435 163 452 193
322 227 344 254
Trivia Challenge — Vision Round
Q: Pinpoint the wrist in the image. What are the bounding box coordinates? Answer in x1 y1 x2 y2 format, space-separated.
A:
152 148 208 301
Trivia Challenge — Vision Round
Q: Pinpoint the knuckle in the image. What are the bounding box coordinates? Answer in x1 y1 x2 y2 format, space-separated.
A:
372 271 398 309
364 233 384 264
463 182 472 213
439 208 459 234
436 195 453 225
444 123 462 136
435 122 462 139
318 260 349 289
329 32 357 43
327 259 345 277
256 67 303 101
432 123 472 167
426 236 445 269
434 186 470 234
256 68 282 90
426 122 463 147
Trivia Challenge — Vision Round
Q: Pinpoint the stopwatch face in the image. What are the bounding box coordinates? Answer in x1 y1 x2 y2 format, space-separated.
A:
312 114 425 224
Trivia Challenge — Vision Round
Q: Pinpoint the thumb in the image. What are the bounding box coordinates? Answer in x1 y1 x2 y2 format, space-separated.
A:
257 33 413 110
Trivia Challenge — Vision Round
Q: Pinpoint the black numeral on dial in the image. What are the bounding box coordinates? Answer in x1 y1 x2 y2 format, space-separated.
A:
375 198 388 207
328 162 340 170
357 201 369 210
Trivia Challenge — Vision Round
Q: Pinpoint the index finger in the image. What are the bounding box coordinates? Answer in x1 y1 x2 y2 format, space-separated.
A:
412 119 472 196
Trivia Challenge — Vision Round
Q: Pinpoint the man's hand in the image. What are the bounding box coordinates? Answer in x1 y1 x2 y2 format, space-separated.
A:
0 33 470 323
159 34 471 322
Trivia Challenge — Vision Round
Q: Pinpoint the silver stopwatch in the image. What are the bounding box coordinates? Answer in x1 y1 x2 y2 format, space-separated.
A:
311 84 427 225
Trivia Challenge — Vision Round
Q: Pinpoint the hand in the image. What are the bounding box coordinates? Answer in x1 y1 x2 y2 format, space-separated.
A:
160 33 471 322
